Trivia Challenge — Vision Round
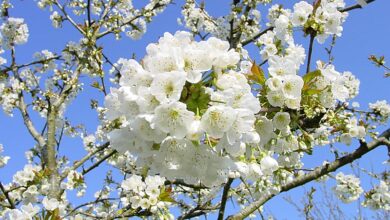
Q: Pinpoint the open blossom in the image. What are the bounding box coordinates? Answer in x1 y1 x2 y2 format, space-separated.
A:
268 56 297 77
369 100 390 119
120 174 170 212
281 75 304 99
42 197 60 211
0 144 10 168
362 181 390 211
150 71 186 103
291 1 313 26
200 105 237 139
153 101 195 139
104 31 263 187
0 17 29 49
3 203 40 220
333 172 363 203
260 156 279 175
273 112 291 131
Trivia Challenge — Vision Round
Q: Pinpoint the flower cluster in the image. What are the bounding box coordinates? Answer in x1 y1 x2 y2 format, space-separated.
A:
3 204 40 220
362 181 390 211
3 197 69 220
180 0 263 42
120 175 173 217
38 0 171 40
333 172 363 203
290 0 348 43
105 31 263 187
63 170 86 197
0 17 29 49
0 144 10 168
369 100 390 121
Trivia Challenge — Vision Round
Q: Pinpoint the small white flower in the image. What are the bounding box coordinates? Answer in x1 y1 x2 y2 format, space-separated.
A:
260 156 279 175
200 106 237 139
267 90 285 107
150 71 186 103
154 101 195 139
273 112 291 130
282 75 304 99
140 198 151 209
42 197 59 211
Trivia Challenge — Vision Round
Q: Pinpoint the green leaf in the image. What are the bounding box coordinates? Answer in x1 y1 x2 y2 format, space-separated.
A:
303 69 321 90
91 81 101 89
249 61 266 86
303 69 321 85
159 188 176 203
305 89 322 95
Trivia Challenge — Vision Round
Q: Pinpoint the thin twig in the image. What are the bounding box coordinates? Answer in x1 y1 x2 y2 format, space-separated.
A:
87 0 92 26
241 26 273 46
82 149 117 175
217 178 234 220
306 34 315 73
340 0 375 12
0 181 15 209
61 142 110 180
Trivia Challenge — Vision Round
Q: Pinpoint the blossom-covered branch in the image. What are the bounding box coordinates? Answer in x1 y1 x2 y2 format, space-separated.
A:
228 128 390 220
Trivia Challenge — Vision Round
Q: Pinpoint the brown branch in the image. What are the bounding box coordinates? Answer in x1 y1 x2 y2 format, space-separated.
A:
67 198 117 216
306 34 315 74
0 181 15 209
1 56 61 72
96 2 169 39
87 0 92 26
179 203 220 219
60 142 110 180
54 0 86 35
227 128 390 220
340 0 376 12
82 149 117 175
166 179 207 190
218 178 234 220
17 96 46 147
46 102 60 199
241 26 273 46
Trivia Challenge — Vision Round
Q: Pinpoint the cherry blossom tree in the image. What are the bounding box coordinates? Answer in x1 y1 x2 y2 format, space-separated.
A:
0 0 389 219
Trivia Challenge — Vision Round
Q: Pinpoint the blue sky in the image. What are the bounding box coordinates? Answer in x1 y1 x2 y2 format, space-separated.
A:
0 0 389 219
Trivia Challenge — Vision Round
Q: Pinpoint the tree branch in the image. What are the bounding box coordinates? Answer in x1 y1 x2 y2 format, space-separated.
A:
218 178 234 220
240 0 376 46
54 0 86 35
46 102 60 199
60 142 110 180
87 0 92 26
17 95 46 147
340 0 376 12
306 33 315 73
241 26 273 46
0 181 15 209
227 128 390 220
82 149 117 175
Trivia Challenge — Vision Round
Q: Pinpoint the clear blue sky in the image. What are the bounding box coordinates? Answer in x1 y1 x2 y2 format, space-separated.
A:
0 0 389 219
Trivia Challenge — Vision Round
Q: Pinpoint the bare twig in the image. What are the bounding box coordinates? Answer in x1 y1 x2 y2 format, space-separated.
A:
340 0 376 12
60 142 110 180
306 34 315 73
218 178 234 220
87 0 92 26
82 149 117 175
241 26 273 46
0 181 15 209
